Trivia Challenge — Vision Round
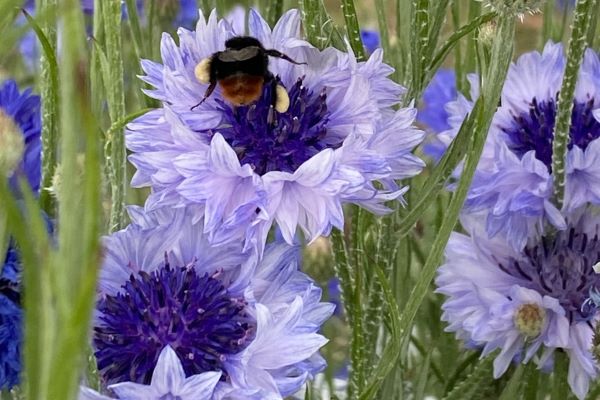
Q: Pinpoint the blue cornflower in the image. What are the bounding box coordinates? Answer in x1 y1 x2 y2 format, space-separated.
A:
80 345 222 400
431 42 600 250
0 79 41 194
123 0 199 29
126 8 425 251
418 69 458 160
0 245 22 390
360 29 380 55
86 205 333 399
0 79 41 389
436 210 600 400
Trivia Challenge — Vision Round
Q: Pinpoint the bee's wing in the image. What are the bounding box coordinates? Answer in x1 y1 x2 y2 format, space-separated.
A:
218 46 261 62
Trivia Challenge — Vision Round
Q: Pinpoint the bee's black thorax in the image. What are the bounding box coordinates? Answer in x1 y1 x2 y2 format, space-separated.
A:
211 36 271 82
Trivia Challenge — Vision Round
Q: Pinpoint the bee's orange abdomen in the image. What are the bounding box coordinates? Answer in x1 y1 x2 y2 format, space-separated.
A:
219 74 264 106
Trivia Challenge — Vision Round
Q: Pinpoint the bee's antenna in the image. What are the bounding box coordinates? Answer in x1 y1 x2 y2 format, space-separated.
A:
265 49 307 65
191 81 217 111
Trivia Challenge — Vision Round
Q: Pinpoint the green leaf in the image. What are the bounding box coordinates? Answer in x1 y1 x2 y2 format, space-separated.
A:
442 358 494 400
498 364 525 400
551 352 570 400
427 12 497 84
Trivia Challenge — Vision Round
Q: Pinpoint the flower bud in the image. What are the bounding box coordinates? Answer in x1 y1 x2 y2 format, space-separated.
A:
514 303 546 337
0 110 24 177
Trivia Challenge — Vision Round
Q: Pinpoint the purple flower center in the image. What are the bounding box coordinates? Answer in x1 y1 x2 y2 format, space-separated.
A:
94 262 254 385
214 77 333 175
498 225 600 322
501 97 600 171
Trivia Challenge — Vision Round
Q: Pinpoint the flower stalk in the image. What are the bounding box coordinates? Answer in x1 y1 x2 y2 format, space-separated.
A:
101 0 127 231
37 0 58 215
396 10 516 350
551 0 598 208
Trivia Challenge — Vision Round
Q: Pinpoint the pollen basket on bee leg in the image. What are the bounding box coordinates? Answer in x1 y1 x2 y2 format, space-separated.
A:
195 58 212 84
275 84 290 113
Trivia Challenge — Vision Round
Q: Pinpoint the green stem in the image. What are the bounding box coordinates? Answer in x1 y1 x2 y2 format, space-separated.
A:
408 0 429 101
551 0 597 208
551 352 569 400
102 0 127 231
341 0 365 60
37 0 58 215
396 13 516 350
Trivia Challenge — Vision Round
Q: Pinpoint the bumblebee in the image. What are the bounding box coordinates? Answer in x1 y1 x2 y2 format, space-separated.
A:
192 36 305 113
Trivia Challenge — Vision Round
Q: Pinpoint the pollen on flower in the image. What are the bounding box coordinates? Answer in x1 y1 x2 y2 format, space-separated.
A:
514 303 546 337
0 110 24 177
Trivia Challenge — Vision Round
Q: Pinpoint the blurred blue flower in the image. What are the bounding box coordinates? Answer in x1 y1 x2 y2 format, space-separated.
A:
436 210 600 400
80 345 222 400
418 69 458 160
90 205 334 399
126 9 425 252
0 78 43 389
557 0 575 9
431 42 600 250
360 29 380 55
0 79 41 194
18 0 95 70
123 0 198 30
0 245 22 390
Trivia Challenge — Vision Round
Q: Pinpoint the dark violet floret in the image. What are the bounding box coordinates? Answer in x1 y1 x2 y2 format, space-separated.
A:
501 98 600 171
213 77 332 175
0 245 22 390
94 262 254 385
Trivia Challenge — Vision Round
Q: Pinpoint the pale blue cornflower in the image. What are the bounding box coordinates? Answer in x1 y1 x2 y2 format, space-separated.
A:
427 42 600 250
82 205 333 400
126 8 425 251
436 209 600 399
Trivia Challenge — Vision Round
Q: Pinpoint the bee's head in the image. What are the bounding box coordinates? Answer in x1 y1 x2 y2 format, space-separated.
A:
225 36 264 51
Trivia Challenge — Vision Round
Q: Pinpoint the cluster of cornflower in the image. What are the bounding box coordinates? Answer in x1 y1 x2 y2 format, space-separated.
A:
423 42 600 399
2 4 426 399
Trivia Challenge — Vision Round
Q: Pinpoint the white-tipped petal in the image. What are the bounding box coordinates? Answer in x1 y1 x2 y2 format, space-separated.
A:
194 58 212 84
275 84 290 113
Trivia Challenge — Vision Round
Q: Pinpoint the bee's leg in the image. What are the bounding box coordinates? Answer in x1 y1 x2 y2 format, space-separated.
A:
190 81 216 111
264 49 307 65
